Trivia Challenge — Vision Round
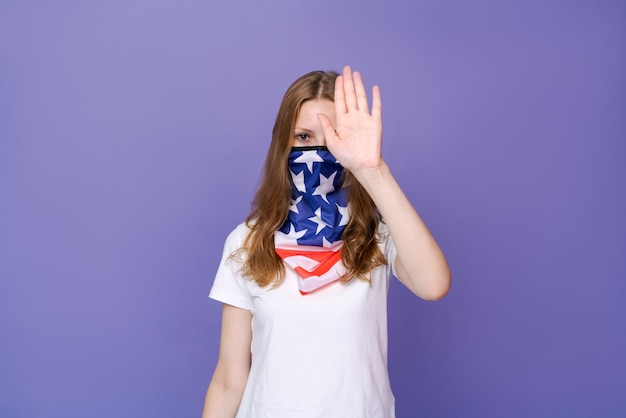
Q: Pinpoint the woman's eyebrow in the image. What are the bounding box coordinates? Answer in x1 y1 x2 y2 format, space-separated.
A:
294 127 315 133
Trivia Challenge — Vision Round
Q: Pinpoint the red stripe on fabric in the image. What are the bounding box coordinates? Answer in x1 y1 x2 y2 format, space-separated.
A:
294 250 342 278
275 248 339 262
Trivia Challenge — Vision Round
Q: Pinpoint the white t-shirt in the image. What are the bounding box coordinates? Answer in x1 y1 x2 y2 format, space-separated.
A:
209 222 398 418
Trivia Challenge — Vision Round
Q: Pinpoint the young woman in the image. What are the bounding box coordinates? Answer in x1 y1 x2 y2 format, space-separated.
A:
202 66 451 418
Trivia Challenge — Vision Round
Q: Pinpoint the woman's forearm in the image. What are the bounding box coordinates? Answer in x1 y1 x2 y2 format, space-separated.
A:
353 161 451 300
201 374 246 418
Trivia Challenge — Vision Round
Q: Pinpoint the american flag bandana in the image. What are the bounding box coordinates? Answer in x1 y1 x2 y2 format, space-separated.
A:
275 146 349 294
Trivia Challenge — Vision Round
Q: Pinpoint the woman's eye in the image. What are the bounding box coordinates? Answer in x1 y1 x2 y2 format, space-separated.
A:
295 133 310 141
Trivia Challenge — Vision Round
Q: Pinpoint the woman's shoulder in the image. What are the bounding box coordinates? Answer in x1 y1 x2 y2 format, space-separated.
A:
224 221 252 245
216 222 252 257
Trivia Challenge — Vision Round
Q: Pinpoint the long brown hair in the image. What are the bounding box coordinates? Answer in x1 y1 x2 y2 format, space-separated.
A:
240 70 386 287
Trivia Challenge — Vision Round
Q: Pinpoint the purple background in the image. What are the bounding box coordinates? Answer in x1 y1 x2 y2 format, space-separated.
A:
1 1 625 417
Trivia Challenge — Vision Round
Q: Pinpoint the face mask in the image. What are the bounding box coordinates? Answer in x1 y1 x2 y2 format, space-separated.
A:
274 146 349 294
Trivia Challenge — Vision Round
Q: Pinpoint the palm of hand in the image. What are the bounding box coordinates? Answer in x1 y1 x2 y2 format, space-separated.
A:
319 66 384 175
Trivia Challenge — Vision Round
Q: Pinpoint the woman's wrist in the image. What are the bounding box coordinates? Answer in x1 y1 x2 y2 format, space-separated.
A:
350 160 391 193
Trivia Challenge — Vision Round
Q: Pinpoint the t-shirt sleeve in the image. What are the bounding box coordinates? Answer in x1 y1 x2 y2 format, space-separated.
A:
379 222 398 279
208 224 253 311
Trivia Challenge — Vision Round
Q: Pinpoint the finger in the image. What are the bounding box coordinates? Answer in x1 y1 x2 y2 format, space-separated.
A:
353 71 369 112
371 85 382 120
342 66 358 111
334 75 347 115
317 113 339 144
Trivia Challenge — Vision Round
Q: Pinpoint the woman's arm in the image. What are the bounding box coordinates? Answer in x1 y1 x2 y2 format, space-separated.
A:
319 66 451 300
350 161 451 300
202 304 252 418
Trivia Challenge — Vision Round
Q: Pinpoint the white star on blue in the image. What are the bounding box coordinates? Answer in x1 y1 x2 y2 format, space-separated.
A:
279 147 350 246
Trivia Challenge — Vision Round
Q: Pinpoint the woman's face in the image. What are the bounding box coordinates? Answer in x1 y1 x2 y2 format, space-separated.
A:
292 99 336 147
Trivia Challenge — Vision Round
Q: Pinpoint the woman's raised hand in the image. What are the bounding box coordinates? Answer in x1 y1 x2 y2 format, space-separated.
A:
318 66 383 176
320 66 451 301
